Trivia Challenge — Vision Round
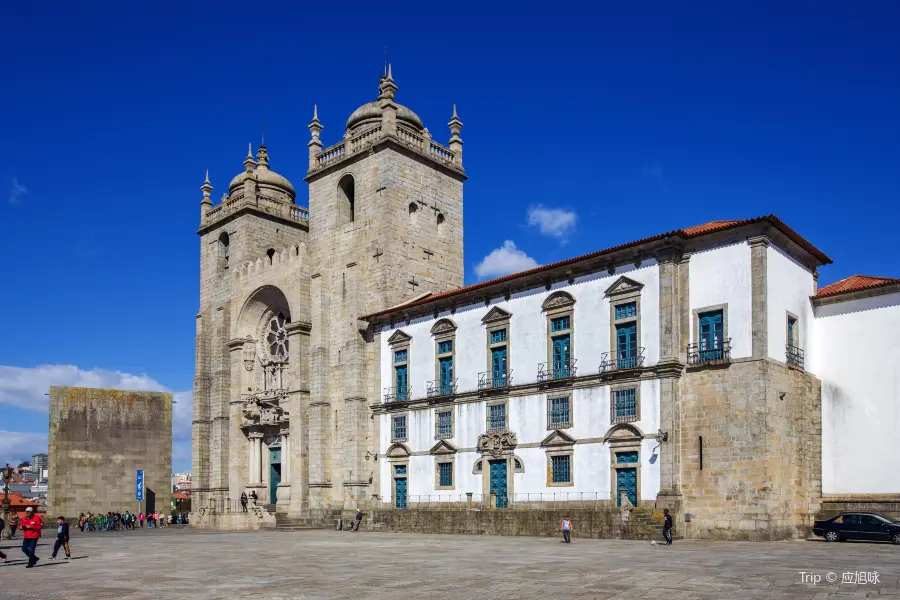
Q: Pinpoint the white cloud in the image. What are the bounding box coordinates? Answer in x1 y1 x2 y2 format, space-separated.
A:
527 205 577 240
8 177 27 205
474 240 540 279
0 364 193 469
0 431 47 468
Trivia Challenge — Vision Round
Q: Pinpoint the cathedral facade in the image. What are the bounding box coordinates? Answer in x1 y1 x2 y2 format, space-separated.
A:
193 70 900 539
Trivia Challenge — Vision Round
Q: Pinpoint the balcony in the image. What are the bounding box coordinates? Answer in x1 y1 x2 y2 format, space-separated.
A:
686 339 732 367
537 359 578 382
426 379 458 398
383 386 411 404
600 348 646 373
478 370 513 390
786 344 805 369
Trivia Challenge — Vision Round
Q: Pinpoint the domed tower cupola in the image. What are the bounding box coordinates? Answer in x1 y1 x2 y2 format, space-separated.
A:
344 64 425 135
227 143 296 202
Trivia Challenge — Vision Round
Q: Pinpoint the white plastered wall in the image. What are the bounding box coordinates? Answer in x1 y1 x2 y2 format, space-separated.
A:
765 243 815 363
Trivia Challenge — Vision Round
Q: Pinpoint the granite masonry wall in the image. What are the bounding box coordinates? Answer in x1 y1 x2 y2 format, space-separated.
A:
48 386 172 519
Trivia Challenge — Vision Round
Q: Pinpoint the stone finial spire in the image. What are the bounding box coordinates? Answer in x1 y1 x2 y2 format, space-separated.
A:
243 143 257 173
200 170 213 222
256 144 269 170
378 63 398 101
448 104 464 168
308 105 324 171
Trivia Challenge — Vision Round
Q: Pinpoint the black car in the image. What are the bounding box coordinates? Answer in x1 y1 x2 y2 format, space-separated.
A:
813 512 900 544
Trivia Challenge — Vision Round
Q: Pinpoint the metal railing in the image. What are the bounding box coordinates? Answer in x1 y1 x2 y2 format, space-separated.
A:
478 370 513 390
383 386 411 403
786 344 804 369
426 379 458 398
537 359 578 382
403 492 613 510
687 339 732 367
600 347 646 373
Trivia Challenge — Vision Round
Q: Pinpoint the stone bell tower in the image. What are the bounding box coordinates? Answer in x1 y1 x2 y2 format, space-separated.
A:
304 65 466 508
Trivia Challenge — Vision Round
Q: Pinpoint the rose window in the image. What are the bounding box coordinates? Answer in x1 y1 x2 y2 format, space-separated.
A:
266 312 289 360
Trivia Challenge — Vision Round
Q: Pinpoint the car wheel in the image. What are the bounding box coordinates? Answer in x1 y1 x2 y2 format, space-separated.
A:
892 532 900 545
825 530 840 542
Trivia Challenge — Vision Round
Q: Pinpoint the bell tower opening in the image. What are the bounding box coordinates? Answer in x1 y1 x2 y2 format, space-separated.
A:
338 174 355 225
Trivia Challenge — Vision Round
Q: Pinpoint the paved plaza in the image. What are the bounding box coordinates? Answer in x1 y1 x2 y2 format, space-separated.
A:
1 528 898 599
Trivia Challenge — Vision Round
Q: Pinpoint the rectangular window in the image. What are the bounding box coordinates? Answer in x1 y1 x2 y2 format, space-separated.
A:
613 388 637 421
394 349 408 363
394 465 406 475
438 462 453 487
698 310 724 359
551 455 571 483
552 334 571 377
550 315 571 332
394 364 408 400
491 346 508 386
787 316 797 347
490 329 507 344
436 410 452 437
616 451 639 464
548 396 571 428
437 340 453 354
392 415 407 441
487 403 506 431
438 356 453 394
615 302 637 320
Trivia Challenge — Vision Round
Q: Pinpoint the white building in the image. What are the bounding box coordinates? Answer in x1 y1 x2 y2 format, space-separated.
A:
362 217 900 539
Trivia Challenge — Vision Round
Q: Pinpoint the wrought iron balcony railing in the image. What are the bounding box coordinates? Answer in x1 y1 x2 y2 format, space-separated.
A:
426 379 458 398
786 344 805 369
478 370 513 390
686 339 732 367
383 386 412 403
537 359 578 382
600 348 646 373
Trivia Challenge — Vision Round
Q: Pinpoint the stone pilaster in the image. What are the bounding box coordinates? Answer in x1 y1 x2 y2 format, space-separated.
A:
749 236 769 360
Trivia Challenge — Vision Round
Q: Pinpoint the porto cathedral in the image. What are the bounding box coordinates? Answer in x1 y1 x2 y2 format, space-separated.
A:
192 67 900 539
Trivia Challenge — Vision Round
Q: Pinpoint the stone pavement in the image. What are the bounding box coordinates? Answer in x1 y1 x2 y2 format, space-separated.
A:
1 527 898 599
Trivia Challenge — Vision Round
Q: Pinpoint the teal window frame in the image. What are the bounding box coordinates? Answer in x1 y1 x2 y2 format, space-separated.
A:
614 302 637 320
551 315 571 332
490 329 507 344
437 340 453 354
487 403 507 432
548 396 572 428
436 410 452 437
438 462 453 487
391 415 407 442
394 349 408 363
613 388 637 421
551 454 571 483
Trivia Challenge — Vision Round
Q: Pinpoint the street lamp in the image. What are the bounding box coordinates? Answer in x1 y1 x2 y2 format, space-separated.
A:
1 463 13 535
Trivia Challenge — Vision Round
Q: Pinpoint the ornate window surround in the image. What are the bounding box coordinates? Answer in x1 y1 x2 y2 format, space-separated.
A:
431 318 457 395
542 291 576 370
541 429 575 487
605 276 643 368
431 440 457 490
434 407 454 440
546 394 573 430
482 306 512 380
387 329 411 401
605 423 643 507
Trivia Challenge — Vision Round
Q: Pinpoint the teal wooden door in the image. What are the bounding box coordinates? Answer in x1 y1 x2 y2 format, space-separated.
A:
616 322 637 368
269 448 281 505
552 334 571 377
394 465 407 509
616 468 637 506
489 460 508 508
699 311 724 360
491 346 508 386
395 365 408 400
439 357 453 394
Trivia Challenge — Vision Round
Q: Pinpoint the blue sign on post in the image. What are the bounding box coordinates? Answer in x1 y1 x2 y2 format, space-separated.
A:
136 469 144 501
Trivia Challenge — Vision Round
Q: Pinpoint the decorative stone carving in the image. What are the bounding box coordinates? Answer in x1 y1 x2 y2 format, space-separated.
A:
477 430 518 457
481 306 511 324
242 335 256 371
430 318 457 335
241 395 288 428
604 275 644 298
541 291 575 311
386 329 412 345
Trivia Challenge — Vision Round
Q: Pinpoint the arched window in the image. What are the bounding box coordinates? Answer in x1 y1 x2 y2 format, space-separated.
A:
338 174 355 225
408 202 418 225
437 213 445 236
267 248 275 265
218 232 230 270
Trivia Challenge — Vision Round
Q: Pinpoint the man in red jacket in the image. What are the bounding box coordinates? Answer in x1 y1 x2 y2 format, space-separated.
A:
20 506 42 568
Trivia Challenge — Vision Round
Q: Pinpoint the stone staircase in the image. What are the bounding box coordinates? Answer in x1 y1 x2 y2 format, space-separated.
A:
274 513 315 531
623 507 681 541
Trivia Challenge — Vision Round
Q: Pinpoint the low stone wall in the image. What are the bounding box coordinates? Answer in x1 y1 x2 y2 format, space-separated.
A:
819 497 900 521
191 510 275 531
312 508 667 541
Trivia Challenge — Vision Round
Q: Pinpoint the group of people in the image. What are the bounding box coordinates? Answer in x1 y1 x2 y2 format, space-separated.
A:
0 506 69 568
77 511 177 531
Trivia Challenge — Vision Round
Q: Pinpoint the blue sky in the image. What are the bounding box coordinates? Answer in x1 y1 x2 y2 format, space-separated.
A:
1 1 898 471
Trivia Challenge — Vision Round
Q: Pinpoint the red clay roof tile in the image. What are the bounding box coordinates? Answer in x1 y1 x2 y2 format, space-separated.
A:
814 275 900 299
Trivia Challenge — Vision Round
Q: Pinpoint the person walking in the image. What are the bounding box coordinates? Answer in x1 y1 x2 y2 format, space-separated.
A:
662 508 673 546
240 492 248 512
9 513 19 538
139 512 144 528
50 516 71 560
353 509 363 532
560 515 573 544
20 507 42 567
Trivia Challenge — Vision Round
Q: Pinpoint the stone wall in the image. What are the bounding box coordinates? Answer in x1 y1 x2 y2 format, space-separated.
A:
680 359 821 540
48 386 172 519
